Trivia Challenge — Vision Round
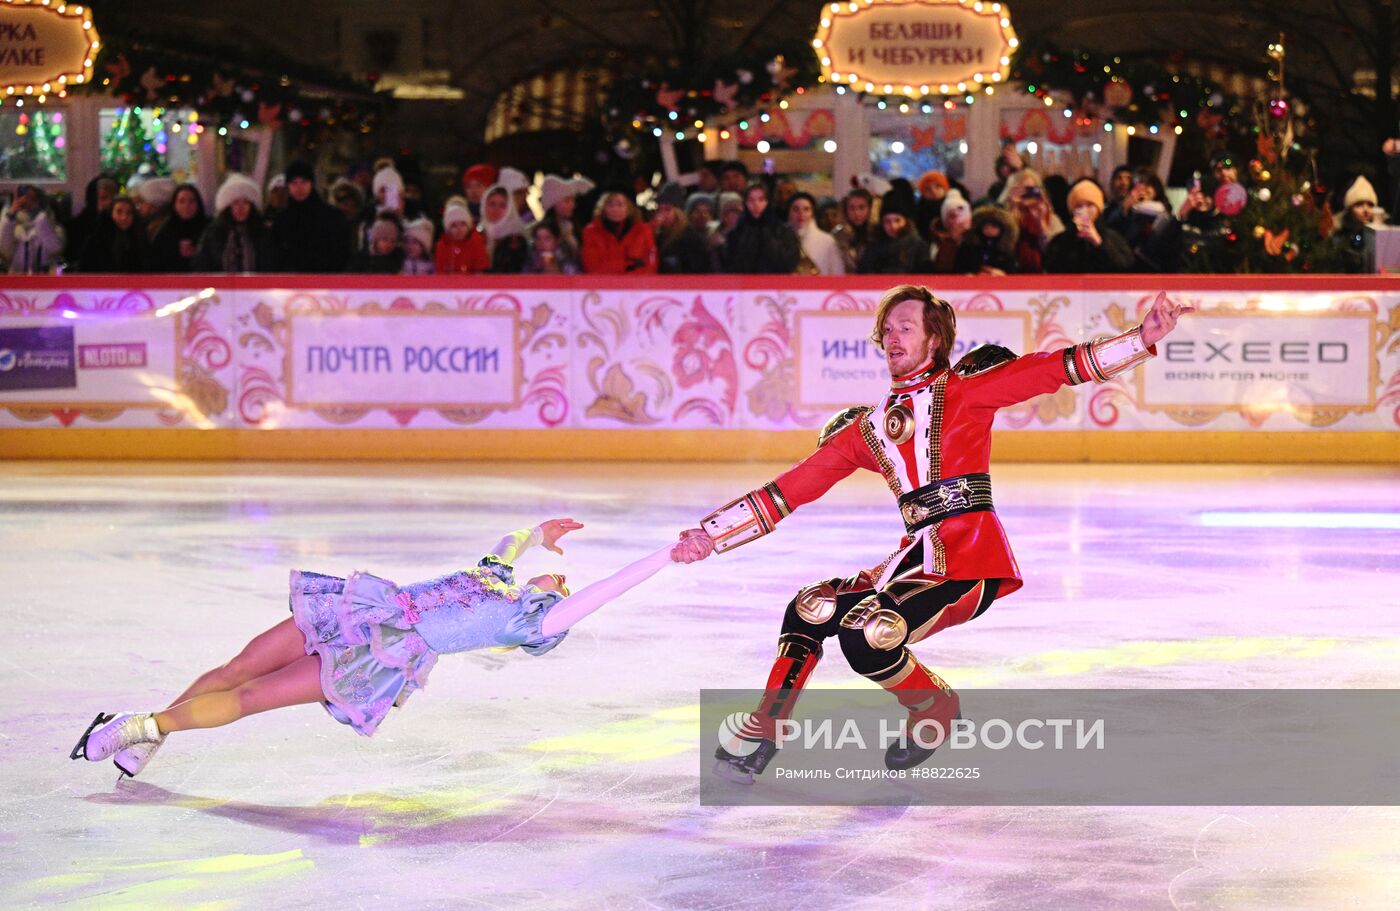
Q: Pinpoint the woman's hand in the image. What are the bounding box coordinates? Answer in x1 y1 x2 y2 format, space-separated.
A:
539 518 584 554
671 527 715 563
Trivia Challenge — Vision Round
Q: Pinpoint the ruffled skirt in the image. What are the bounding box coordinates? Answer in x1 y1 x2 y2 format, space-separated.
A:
288 570 439 737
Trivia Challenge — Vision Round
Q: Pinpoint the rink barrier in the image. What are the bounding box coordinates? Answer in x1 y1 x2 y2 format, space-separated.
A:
2 428 1395 463
1 274 1397 463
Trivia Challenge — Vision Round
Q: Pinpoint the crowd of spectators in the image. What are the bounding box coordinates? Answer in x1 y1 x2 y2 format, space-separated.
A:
2 142 1396 276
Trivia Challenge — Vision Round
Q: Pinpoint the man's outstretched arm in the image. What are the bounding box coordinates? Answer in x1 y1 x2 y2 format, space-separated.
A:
672 416 877 563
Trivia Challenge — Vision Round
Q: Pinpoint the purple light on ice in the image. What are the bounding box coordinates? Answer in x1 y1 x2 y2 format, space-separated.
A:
1199 511 1400 530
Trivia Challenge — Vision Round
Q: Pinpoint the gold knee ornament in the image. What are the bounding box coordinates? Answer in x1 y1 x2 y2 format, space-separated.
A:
862 609 908 650
794 581 838 624
839 594 909 650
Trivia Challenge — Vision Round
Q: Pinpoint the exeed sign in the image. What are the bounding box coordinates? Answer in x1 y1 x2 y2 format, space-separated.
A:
815 0 1018 96
1139 311 1376 412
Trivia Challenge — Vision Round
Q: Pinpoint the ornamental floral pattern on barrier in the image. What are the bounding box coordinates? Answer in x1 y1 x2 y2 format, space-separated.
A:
1 282 1398 433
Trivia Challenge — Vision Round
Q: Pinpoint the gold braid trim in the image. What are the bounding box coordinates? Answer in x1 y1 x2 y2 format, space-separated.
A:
924 373 949 576
858 411 906 500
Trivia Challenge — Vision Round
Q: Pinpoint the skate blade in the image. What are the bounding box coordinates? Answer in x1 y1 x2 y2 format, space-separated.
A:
711 758 755 785
113 745 154 779
70 712 115 761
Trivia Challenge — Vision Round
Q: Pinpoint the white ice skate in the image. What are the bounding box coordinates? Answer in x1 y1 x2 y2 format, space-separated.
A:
71 712 162 762
113 735 166 779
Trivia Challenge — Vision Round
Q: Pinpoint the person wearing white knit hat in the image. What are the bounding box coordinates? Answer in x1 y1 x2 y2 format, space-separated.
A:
400 216 435 275
1342 176 1378 225
442 203 472 231
1331 175 1384 272
372 165 404 216
435 203 490 274
929 188 973 272
193 173 273 272
132 176 178 241
132 177 177 214
213 172 261 215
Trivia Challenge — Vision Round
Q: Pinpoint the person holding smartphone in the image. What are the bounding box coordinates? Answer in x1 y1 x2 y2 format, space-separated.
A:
999 169 1063 273
1045 179 1133 273
1103 168 1182 272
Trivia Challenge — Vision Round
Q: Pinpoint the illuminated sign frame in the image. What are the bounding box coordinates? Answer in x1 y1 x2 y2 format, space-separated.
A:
0 0 100 100
813 0 1018 98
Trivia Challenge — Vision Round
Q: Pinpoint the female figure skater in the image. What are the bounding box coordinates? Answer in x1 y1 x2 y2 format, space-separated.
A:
72 518 689 778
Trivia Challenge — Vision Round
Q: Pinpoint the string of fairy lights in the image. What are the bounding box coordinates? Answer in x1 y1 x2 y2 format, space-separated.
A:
611 0 1260 162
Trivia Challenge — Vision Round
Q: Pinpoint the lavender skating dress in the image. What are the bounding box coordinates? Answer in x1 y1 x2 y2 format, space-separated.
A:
289 554 567 736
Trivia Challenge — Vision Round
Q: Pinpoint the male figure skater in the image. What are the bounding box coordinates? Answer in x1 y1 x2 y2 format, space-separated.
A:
674 285 1192 781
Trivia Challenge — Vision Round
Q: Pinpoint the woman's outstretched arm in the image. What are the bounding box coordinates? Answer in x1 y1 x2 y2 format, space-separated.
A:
491 518 584 564
538 544 675 638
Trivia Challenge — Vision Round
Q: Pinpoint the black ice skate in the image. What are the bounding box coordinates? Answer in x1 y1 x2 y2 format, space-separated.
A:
712 738 778 784
884 711 962 771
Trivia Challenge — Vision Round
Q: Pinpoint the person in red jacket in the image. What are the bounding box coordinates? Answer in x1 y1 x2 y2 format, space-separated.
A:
674 284 1192 782
581 191 657 274
434 203 490 275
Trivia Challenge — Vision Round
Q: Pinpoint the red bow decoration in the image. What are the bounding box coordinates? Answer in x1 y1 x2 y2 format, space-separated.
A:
655 82 682 111
713 79 738 110
139 66 163 101
910 126 937 151
1263 227 1291 257
258 101 283 130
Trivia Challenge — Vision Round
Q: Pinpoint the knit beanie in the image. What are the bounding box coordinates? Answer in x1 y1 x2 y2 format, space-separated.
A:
1066 179 1106 214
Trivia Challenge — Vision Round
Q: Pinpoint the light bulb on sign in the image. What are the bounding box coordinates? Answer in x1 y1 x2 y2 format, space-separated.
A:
756 139 771 153
890 141 905 154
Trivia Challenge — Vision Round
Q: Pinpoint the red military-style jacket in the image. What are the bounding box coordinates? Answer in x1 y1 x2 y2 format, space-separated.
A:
702 332 1155 602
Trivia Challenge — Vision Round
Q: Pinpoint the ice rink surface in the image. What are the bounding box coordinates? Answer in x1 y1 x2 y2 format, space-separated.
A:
2 459 1398 910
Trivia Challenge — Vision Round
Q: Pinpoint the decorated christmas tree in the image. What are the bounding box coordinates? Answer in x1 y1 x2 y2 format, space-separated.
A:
100 107 167 189
1183 37 1340 274
4 111 66 181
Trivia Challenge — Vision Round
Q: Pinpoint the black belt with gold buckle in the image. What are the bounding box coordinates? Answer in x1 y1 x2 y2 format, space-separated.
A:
898 473 994 533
